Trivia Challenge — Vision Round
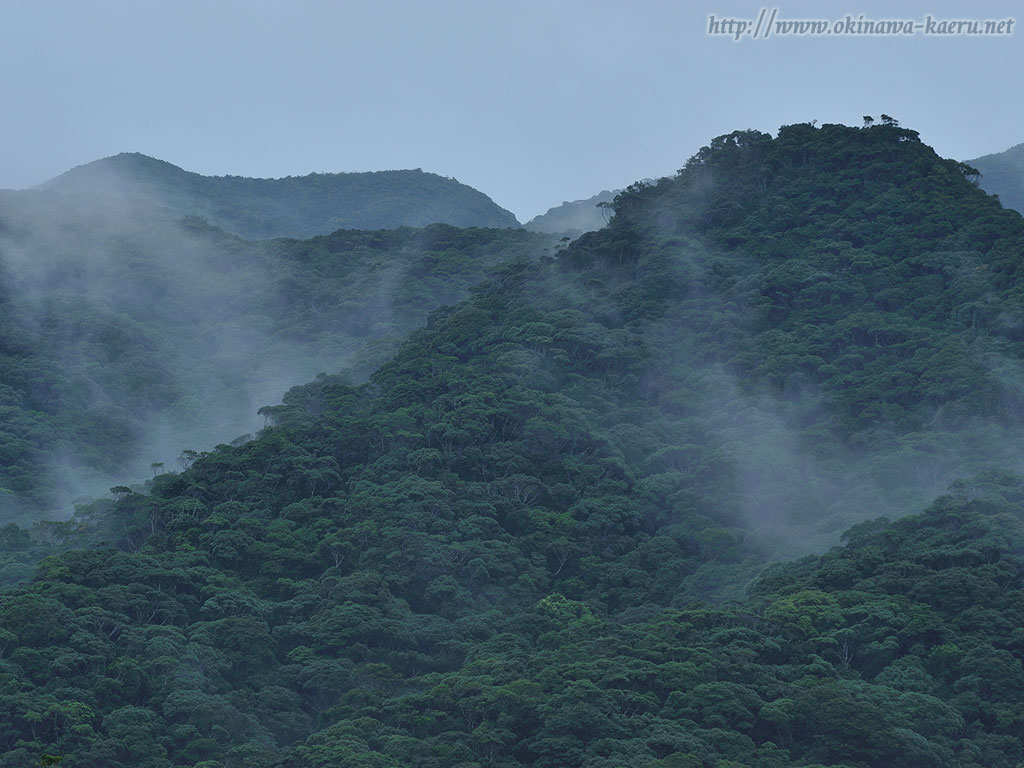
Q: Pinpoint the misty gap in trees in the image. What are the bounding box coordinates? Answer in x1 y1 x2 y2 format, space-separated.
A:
3 121 1024 766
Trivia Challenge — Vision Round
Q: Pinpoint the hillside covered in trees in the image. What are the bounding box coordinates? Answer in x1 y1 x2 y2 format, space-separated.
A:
0 187 552 522
38 153 521 237
4 122 1024 766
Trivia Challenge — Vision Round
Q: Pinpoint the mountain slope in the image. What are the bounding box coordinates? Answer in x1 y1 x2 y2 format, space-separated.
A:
967 142 1024 216
0 188 550 522
39 153 520 237
6 122 1024 766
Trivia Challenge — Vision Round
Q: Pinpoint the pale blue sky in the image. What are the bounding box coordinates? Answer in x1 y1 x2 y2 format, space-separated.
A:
0 0 1020 221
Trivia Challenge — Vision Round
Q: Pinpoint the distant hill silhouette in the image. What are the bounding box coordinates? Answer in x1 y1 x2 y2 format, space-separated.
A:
967 142 1024 216
524 189 616 236
40 153 520 237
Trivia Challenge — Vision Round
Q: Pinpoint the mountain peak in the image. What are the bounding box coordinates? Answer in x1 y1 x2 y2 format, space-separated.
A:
40 154 520 237
43 152 195 186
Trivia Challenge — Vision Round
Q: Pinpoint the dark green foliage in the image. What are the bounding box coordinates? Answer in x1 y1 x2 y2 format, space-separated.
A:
0 193 551 519
5 123 1024 766
590 122 1024 548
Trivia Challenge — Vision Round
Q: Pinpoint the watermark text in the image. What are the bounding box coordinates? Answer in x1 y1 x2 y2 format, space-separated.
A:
708 9 1015 40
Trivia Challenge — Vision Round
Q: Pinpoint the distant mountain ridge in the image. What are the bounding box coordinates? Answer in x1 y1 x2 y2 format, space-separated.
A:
40 153 520 237
967 142 1024 216
524 189 617 236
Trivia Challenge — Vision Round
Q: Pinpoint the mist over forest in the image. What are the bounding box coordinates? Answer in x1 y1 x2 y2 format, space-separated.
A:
0 166 551 523
5 121 1024 767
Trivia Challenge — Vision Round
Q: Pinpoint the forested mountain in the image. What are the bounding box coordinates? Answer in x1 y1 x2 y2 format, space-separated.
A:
38 153 520 237
968 142 1024 216
5 122 1024 766
524 190 617 237
0 189 551 522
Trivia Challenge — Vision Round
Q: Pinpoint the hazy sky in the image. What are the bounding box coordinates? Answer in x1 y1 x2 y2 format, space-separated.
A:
1 0 1021 221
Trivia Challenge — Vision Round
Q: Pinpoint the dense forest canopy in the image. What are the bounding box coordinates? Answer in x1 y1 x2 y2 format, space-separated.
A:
3 122 1024 766
0 188 552 522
